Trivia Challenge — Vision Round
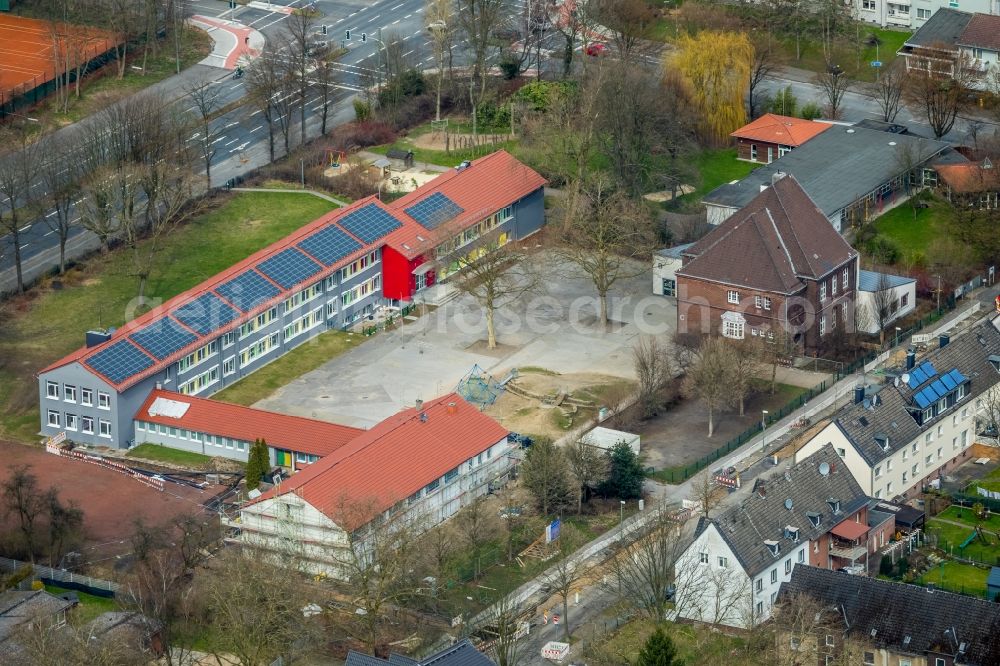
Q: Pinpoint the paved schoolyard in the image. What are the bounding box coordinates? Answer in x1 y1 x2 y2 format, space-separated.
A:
256 255 675 427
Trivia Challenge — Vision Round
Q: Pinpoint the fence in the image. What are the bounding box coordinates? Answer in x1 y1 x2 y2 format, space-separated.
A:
46 443 164 492
0 556 119 598
655 380 829 483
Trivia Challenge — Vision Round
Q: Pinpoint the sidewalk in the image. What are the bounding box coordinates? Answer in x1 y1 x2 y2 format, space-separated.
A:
189 15 264 70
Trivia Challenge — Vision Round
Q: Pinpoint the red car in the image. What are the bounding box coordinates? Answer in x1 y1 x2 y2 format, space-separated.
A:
585 42 608 57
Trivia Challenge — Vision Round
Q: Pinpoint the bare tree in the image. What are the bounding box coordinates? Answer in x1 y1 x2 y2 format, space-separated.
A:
483 593 526 666
565 439 608 515
286 9 317 148
43 488 83 567
246 50 283 162
748 38 780 119
978 385 1000 444
122 546 197 666
691 472 724 518
592 0 655 64
557 178 654 326
632 335 672 418
0 125 42 293
10 612 149 666
38 136 81 275
455 0 506 135
904 55 973 138
105 0 142 79
456 495 497 580
813 66 851 119
862 270 897 343
315 59 335 136
185 78 222 190
425 0 455 121
78 165 125 254
540 525 586 643
444 230 540 348
682 336 737 437
2 465 44 561
869 60 905 122
730 337 762 416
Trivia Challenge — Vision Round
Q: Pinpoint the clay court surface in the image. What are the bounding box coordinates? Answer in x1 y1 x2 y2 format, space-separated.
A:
0 439 219 546
0 14 116 101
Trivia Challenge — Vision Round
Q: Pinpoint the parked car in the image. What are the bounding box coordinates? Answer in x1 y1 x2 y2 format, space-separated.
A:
585 42 608 57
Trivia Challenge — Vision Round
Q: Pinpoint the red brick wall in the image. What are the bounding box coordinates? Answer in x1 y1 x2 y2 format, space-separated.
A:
735 138 780 164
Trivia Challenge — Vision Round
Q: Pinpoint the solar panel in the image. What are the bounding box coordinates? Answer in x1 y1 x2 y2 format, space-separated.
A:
297 225 363 266
172 293 240 336
913 390 932 410
129 317 199 361
940 372 957 391
337 203 402 243
215 270 282 313
85 340 155 385
907 366 926 389
256 247 324 290
924 382 941 401
920 361 938 379
948 368 967 385
404 192 465 230
930 379 948 398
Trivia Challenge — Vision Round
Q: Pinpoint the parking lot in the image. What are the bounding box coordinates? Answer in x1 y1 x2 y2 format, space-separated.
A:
256 255 675 427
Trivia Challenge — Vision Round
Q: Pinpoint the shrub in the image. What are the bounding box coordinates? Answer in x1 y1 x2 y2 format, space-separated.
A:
513 80 576 112
865 236 901 264
800 102 822 120
353 98 372 122
498 51 521 80
475 101 512 132
769 85 798 117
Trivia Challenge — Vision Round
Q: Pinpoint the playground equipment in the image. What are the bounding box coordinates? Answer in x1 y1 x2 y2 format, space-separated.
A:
456 364 506 407
326 149 346 169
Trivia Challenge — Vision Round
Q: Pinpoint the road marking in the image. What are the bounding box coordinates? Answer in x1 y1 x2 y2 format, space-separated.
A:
250 109 262 116
20 243 29 250
404 13 411 19
250 125 264 133
392 19 400 25
18 224 31 233
403 49 414 57
44 229 55 237
391 2 404 10
224 138 239 146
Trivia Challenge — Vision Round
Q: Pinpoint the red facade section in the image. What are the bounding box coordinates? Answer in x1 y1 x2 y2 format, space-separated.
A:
381 246 434 301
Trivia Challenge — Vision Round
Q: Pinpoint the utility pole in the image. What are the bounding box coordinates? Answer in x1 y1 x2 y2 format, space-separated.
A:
936 274 942 311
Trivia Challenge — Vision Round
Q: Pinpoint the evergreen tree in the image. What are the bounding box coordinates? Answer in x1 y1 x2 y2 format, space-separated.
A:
636 625 680 666
246 438 270 491
600 441 645 500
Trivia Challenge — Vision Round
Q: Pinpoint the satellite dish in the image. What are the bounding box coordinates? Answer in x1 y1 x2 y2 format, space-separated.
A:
784 498 794 510
901 373 910 385
819 462 831 476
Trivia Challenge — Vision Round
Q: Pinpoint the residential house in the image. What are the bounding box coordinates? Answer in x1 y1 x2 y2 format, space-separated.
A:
855 269 918 336
0 589 76 661
37 150 545 449
935 157 1000 208
235 394 514 580
777 566 1000 665
730 113 831 164
702 124 952 230
676 174 858 351
856 0 997 29
899 9 1000 90
133 389 363 470
345 638 495 666
794 316 1000 501
672 445 870 629
653 243 692 297
84 612 164 658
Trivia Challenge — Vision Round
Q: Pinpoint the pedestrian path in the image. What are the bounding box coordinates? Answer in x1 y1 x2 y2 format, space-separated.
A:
189 15 265 70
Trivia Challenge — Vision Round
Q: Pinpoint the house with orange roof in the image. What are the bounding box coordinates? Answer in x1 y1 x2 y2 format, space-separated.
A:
934 157 1000 208
36 151 545 450
233 394 513 579
730 113 831 164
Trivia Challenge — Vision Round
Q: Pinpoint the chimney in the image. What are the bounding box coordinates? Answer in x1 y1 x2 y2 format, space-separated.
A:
447 401 458 415
771 171 787 185
419 412 428 423
853 385 865 405
939 333 950 349
415 398 423 411
906 348 916 370
85 329 112 348
758 482 766 498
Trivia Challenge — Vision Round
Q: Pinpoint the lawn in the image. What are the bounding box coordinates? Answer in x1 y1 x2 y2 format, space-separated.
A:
212 330 363 406
869 192 952 263
668 148 759 209
369 139 518 169
126 443 219 468
937 505 1000 530
926 518 1000 564
584 616 748 666
44 585 119 624
0 191 337 444
917 560 990 597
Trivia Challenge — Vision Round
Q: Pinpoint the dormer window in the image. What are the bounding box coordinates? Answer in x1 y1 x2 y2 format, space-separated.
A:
807 512 821 528
828 498 841 514
765 540 780 557
785 526 800 542
874 433 889 451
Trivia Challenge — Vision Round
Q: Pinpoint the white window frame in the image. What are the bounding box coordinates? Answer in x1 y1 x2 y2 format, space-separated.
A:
65 413 78 431
81 416 94 434
47 410 61 427
98 419 112 438
46 381 60 399
98 391 111 410
820 283 827 301
699 552 709 564
718 556 729 568
763 296 771 310
80 387 93 406
754 295 763 309
223 356 236 377
727 289 739 304
723 320 744 339
63 385 76 403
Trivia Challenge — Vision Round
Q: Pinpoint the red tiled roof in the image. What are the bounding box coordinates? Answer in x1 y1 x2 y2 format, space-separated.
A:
830 519 869 541
678 175 856 293
934 160 1000 193
248 393 509 531
957 13 1000 51
730 114 831 147
38 152 545 388
134 389 363 458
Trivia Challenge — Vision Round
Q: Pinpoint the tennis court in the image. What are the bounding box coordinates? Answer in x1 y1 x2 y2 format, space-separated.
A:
0 14 116 110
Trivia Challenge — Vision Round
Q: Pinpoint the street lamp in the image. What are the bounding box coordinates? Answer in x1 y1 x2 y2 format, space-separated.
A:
761 410 769 453
895 326 902 348
619 500 625 535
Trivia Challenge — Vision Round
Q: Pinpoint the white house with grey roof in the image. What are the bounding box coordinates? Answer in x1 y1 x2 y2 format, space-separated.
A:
855 269 917 335
673 445 869 629
702 125 954 231
899 9 1000 90
795 315 1000 501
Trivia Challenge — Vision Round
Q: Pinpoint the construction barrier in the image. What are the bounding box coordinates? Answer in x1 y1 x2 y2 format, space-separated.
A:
46 442 164 491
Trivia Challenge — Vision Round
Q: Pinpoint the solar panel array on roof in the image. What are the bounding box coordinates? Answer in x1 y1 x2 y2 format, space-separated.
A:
84 339 155 385
129 317 198 361
404 192 465 230
297 224 363 266
215 270 282 313
912 368 968 409
337 203 402 243
906 361 939 389
256 247 323 290
172 293 240 336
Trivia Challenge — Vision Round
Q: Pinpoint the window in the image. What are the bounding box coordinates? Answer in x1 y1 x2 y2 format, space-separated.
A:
763 296 771 310
424 478 440 494
755 295 763 309
901 292 909 307
98 419 112 438
962 430 969 447
222 331 235 349
237 309 277 341
875 490 882 498
819 314 826 336
65 413 78 430
903 471 908 483
770 568 777 583
239 332 281 368
223 356 236 377
63 385 76 402
178 367 220 395
825 635 834 647
842 267 849 289
718 556 729 568
178 340 219 372
797 549 804 563
756 601 763 616
98 391 111 409
80 388 93 406
341 249 380 282
935 660 946 666
750 144 758 160
785 558 792 574
837 447 845 458
917 7 931 18
832 275 838 295
444 467 460 483
727 290 739 304
283 282 323 314
755 578 763 592
900 661 911 666
326 301 338 319
926 454 932 465
912 463 919 476
81 416 94 434
47 410 60 427
938 447 943 460
283 307 323 343
790 636 801 650
886 482 893 494
973 47 984 60
723 320 744 339
46 381 60 399
862 0 875 8
875 466 882 478
341 274 381 308
699 552 709 564
820 283 827 301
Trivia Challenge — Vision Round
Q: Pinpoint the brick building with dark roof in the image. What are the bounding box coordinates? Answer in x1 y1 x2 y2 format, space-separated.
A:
730 113 831 164
675 174 858 351
345 638 495 666
36 151 545 451
777 566 1000 665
